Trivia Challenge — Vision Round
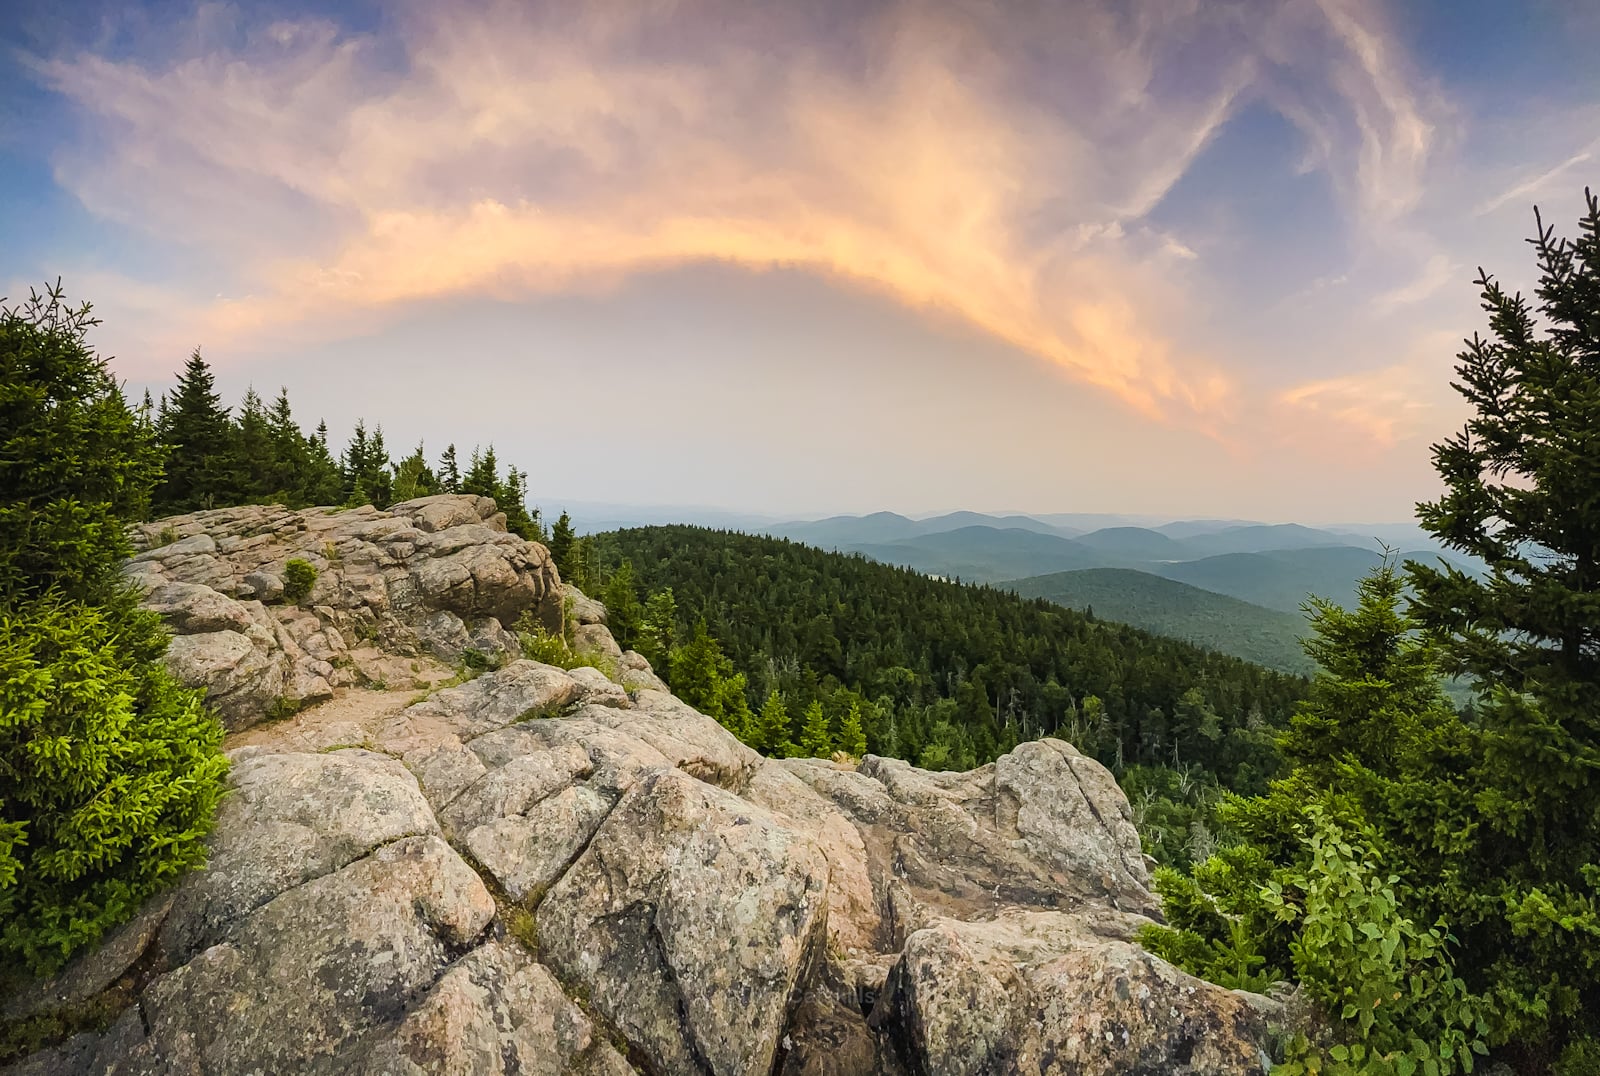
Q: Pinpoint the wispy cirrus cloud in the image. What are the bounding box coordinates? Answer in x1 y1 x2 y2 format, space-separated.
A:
31 0 1448 437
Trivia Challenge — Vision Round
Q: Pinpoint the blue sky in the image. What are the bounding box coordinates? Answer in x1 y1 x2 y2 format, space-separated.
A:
3 0 1598 521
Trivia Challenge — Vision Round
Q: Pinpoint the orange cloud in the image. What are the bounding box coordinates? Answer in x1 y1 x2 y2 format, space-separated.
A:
35 0 1446 439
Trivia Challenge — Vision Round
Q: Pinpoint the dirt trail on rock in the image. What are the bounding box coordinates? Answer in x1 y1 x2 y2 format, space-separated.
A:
225 661 452 754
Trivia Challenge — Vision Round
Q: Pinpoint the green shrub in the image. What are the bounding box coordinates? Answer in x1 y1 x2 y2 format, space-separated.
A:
0 595 229 975
460 647 499 674
0 283 229 979
282 558 317 603
1272 809 1489 1075
1144 805 1489 1075
514 612 618 681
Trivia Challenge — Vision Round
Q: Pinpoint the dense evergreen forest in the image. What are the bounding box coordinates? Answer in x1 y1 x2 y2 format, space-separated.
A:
588 525 1303 781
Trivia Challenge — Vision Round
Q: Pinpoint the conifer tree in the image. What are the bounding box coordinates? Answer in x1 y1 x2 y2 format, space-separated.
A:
798 700 833 758
602 560 643 650
341 420 392 508
264 389 310 503
438 444 461 493
391 443 438 503
549 511 576 580
232 387 275 502
305 420 343 505
637 588 678 671
838 700 869 758
753 691 796 757
1406 191 1600 1063
154 348 234 513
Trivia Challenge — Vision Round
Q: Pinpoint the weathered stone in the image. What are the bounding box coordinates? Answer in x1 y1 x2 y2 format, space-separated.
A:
141 581 255 634
131 496 563 730
463 785 612 901
357 942 632 1075
136 836 494 1075
573 621 624 661
994 738 1153 905
539 767 831 1076
162 628 287 730
872 910 1273 1076
160 749 438 963
563 583 608 625
398 660 580 740
2 894 174 1021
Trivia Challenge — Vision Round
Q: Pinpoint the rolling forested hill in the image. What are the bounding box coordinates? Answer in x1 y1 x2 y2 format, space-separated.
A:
1005 568 1316 676
590 525 1307 795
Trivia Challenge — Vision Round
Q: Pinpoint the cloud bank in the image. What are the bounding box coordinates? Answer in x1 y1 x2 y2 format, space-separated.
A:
31 0 1453 440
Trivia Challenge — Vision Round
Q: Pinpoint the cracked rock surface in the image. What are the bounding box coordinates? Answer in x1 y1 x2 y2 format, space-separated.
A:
4 502 1279 1076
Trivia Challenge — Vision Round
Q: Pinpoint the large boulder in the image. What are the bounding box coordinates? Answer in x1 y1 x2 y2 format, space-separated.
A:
872 911 1273 1075
538 767 832 1076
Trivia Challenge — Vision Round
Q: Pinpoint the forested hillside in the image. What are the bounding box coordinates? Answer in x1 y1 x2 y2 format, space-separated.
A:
1006 568 1316 675
588 526 1305 798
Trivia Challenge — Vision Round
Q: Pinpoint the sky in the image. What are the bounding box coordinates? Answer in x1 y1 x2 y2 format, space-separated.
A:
3 0 1598 523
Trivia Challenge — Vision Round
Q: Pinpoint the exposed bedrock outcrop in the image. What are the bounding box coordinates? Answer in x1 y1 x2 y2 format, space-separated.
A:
122 496 567 729
4 503 1279 1075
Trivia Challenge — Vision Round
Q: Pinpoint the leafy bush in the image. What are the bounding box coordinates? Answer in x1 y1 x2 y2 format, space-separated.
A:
1272 809 1488 1075
282 558 317 603
1144 806 1488 1075
0 595 228 975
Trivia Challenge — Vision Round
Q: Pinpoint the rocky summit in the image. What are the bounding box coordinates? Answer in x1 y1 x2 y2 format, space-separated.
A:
4 497 1282 1075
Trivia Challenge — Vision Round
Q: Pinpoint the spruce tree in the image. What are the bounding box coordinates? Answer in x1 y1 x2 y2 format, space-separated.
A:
0 284 227 975
637 588 678 671
838 700 869 758
304 420 343 506
602 560 643 650
753 690 796 758
798 700 833 758
154 348 234 514
1407 191 1600 1064
232 387 275 502
341 420 392 508
438 444 461 493
391 443 438 503
549 511 576 580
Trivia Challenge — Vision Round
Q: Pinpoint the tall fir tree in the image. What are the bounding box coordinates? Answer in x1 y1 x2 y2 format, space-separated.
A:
341 420 392 508
837 700 869 758
1406 191 1600 1067
601 560 643 650
390 443 438 503
798 700 833 758
753 690 795 758
153 349 234 514
438 444 461 493
549 511 576 580
305 420 343 505
231 387 275 503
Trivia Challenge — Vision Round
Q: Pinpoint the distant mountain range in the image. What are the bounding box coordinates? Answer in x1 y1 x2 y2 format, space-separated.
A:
577 505 1478 674
739 512 1480 675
